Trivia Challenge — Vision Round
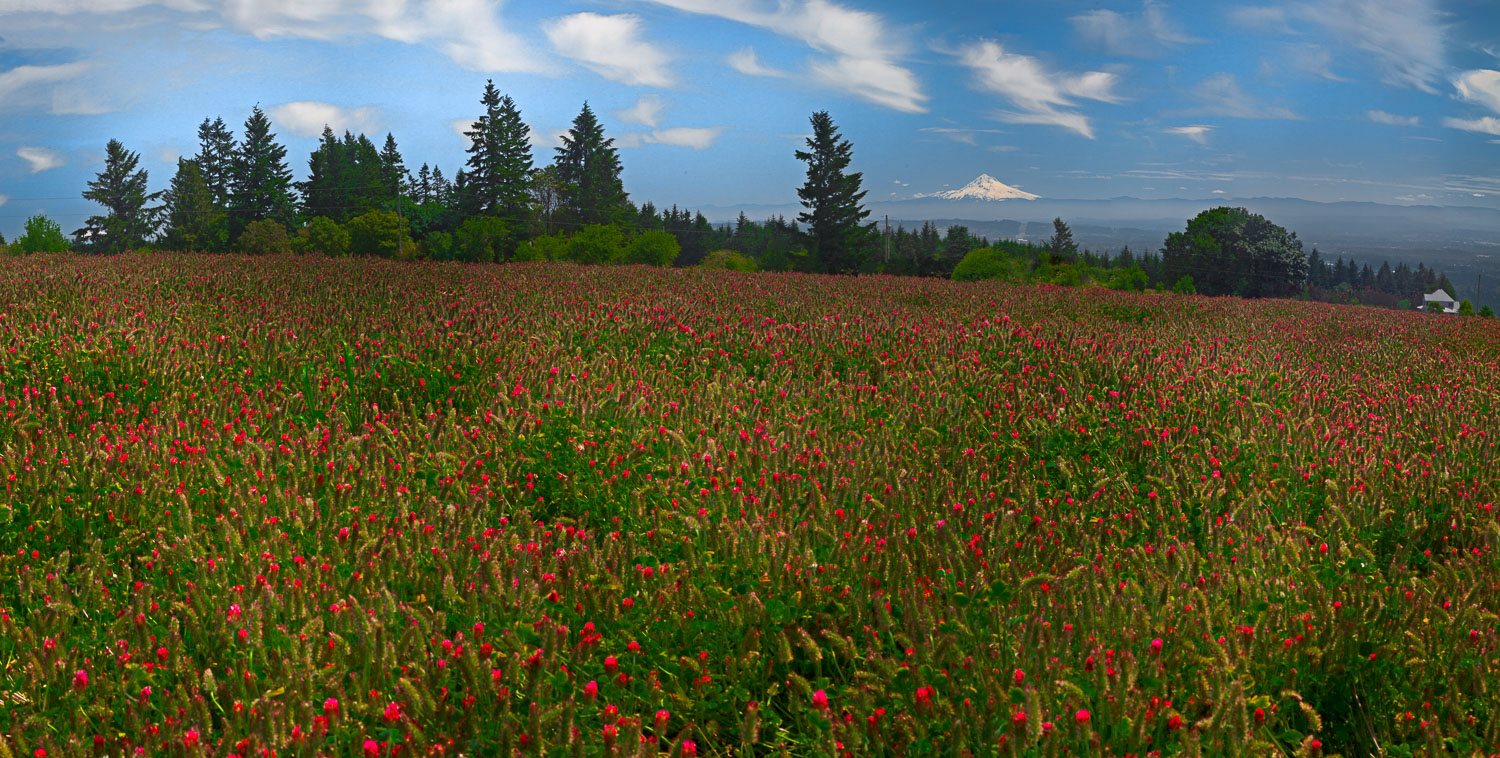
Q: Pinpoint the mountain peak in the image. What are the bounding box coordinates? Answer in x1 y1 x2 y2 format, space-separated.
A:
917 174 1039 201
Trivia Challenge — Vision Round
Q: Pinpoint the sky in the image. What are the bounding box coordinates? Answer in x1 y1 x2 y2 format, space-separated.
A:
1 0 1498 238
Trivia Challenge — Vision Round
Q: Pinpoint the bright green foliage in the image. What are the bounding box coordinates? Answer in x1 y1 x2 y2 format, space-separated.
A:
82 138 161 254
1482 305 1495 318
1396 299 1411 311
347 210 415 259
566 224 625 265
699 249 757 271
236 219 291 255
554 102 630 227
229 106 298 237
420 231 454 261
795 111 874 274
465 81 534 225
1459 299 1475 316
14 215 69 253
1426 301 1445 313
454 215 513 262
1172 274 1197 295
300 216 350 256
1163 207 1307 297
162 158 227 252
624 229 680 267
517 234 568 262
952 247 1021 282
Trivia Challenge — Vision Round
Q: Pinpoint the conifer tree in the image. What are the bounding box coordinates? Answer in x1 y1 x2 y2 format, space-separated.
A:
554 102 629 227
464 81 534 223
194 116 236 208
162 158 224 251
82 138 160 254
228 106 297 236
795 110 873 274
379 133 409 199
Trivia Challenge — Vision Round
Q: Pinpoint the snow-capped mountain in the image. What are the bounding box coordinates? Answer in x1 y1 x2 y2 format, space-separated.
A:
916 174 1039 201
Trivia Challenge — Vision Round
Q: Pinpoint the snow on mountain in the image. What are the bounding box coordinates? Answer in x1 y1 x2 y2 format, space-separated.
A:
915 174 1039 201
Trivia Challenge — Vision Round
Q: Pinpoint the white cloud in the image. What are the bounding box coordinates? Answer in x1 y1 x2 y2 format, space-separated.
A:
645 126 725 150
268 101 380 138
544 12 673 87
919 126 1009 146
1070 0 1199 58
1185 73 1301 119
640 0 927 113
1211 189 1226 194
955 40 1120 139
527 123 567 151
17 146 65 173
1164 125 1213 143
451 117 477 149
619 127 729 150
1366 109 1420 126
1454 69 1500 114
1443 116 1500 135
616 94 667 128
727 47 789 78
0 194 8 207
1234 0 1444 92
0 62 93 108
49 83 115 115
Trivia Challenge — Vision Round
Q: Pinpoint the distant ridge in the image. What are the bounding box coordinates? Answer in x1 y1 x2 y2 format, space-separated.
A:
914 174 1039 201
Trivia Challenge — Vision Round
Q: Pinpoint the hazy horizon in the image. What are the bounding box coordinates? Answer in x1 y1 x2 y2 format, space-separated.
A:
2 0 1499 240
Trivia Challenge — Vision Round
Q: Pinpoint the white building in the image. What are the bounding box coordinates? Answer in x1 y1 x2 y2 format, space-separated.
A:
1422 289 1459 314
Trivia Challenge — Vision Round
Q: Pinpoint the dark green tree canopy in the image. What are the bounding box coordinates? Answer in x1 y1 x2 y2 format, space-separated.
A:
795 110 873 274
229 106 297 235
465 81 534 223
82 138 161 254
554 102 630 227
194 116 236 209
1046 217 1078 262
1162 206 1307 297
162 158 226 252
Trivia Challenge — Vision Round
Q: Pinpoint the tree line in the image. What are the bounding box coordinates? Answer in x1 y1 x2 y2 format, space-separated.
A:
0 81 1470 314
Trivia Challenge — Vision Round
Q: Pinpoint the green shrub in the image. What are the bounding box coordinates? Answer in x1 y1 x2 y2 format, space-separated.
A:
1459 299 1475 316
236 219 291 256
421 231 454 261
454 216 512 263
1396 299 1410 311
1172 275 1197 295
347 210 415 259
0 242 10 257
301 216 350 256
517 234 568 262
625 230 680 267
1426 301 1445 314
14 215 69 253
567 224 625 265
952 247 1016 282
1481 305 1495 318
1107 266 1148 292
699 249 757 272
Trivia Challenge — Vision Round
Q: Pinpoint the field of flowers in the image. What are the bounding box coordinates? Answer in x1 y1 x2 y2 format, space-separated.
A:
1 253 1498 757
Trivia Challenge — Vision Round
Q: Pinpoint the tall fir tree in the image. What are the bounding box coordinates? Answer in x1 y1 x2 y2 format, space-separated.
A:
162 158 225 251
82 138 160 254
554 102 630 227
379 133 409 199
795 110 873 274
194 116 236 209
464 81 534 223
228 106 297 236
301 126 350 222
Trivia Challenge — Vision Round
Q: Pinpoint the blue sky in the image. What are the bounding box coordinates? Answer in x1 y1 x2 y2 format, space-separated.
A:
1 0 1498 238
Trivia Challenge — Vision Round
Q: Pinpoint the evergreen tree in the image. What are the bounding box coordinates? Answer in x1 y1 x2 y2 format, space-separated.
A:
794 110 873 274
1045 217 1079 262
554 102 629 227
194 116 236 208
82 138 161 254
464 82 534 224
415 164 433 204
346 133 386 216
162 158 225 251
228 106 297 236
379 133 409 199
1161 207 1306 297
301 126 350 222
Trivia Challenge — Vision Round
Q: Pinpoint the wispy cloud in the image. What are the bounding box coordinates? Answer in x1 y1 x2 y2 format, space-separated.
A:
1443 116 1500 136
640 0 927 113
616 94 667 128
1233 0 1445 92
17 146 65 173
1070 0 1199 58
0 62 94 111
268 101 381 138
955 40 1120 139
1164 125 1214 143
544 12 673 87
1184 73 1301 119
726 47 789 78
1366 109 1420 126
919 126 1009 146
619 126 728 150
1453 69 1500 114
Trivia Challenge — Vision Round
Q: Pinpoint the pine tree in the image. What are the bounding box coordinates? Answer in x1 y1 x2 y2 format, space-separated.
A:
229 106 297 236
795 111 873 274
1045 218 1078 262
555 102 629 227
464 82 534 224
82 138 160 254
195 117 236 209
415 164 433 204
301 126 350 222
162 158 224 251
379 133 409 199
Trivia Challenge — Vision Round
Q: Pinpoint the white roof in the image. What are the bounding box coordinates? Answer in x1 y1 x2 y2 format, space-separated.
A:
1423 289 1454 302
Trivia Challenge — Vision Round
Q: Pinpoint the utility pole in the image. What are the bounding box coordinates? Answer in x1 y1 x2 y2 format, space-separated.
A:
884 215 890 263
396 185 404 259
